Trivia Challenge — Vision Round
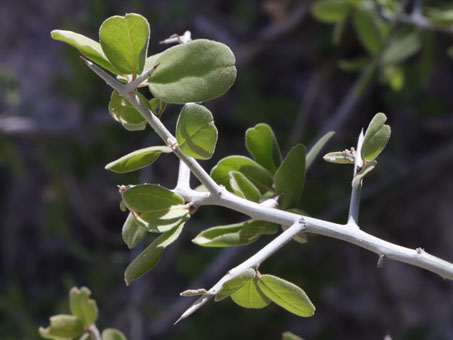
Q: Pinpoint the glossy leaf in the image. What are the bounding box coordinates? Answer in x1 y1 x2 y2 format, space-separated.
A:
352 160 377 189
149 39 236 104
353 7 383 55
69 287 98 327
122 184 184 213
105 146 172 173
361 112 391 161
211 156 274 193
51 30 117 74
108 91 149 131
122 213 147 249
323 150 355 164
176 103 218 159
274 144 306 209
306 131 335 170
231 278 271 309
382 32 421 64
258 274 315 317
39 315 84 339
125 221 184 285
245 123 282 173
229 171 261 202
216 269 256 301
99 14 149 76
311 0 351 23
192 219 278 247
102 329 128 340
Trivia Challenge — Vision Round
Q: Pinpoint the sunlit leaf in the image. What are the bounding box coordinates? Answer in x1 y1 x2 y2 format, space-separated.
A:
39 315 84 339
108 91 150 131
176 103 218 159
106 146 171 173
231 278 270 309
229 171 261 202
192 219 278 247
274 144 306 209
99 14 150 76
211 156 274 193
51 30 117 74
134 206 189 233
245 123 282 173
149 39 236 104
258 274 315 317
216 269 256 301
361 112 391 161
69 287 98 327
122 184 184 213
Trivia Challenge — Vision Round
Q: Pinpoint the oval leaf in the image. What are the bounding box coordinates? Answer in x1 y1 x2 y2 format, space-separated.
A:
311 0 351 23
122 184 184 213
306 131 335 170
229 171 261 202
51 30 117 74
258 274 315 317
134 206 189 233
108 91 150 131
192 219 278 247
382 32 421 64
352 160 377 189
361 112 391 161
69 287 98 327
211 156 274 193
323 150 355 164
245 123 282 173
353 7 383 55
106 146 172 173
231 278 271 309
39 315 84 339
99 13 150 76
149 39 236 104
125 221 185 285
274 144 306 210
216 268 256 301
102 329 128 340
122 213 147 249
176 103 218 159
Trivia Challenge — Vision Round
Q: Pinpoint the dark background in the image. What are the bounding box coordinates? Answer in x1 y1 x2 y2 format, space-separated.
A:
1 0 453 339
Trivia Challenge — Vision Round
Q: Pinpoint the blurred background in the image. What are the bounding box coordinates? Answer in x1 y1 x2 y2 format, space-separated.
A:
1 0 453 339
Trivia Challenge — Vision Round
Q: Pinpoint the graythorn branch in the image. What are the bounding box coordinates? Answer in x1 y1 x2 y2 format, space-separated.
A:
82 58 453 323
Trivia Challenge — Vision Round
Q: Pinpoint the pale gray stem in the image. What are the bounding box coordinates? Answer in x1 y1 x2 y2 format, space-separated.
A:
347 130 364 226
176 161 191 191
175 218 306 323
87 325 101 340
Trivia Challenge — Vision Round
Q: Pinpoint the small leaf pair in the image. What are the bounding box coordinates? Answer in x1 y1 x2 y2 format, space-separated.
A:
216 269 315 317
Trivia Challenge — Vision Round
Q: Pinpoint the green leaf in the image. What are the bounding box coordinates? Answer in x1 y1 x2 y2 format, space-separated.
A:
124 221 184 285
99 13 150 76
306 131 335 170
39 315 84 339
102 329 127 340
353 7 383 55
211 156 274 193
108 91 149 131
323 150 355 164
192 219 278 247
216 269 256 301
258 274 315 317
361 112 391 161
352 160 377 189
51 30 117 74
383 65 405 91
134 206 189 233
282 331 305 340
311 0 351 23
427 8 453 26
231 278 271 309
122 184 184 213
176 103 218 159
382 32 421 64
69 287 98 327
149 97 166 117
229 171 261 202
274 144 306 210
245 123 282 173
122 213 147 249
149 39 236 104
105 146 172 173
